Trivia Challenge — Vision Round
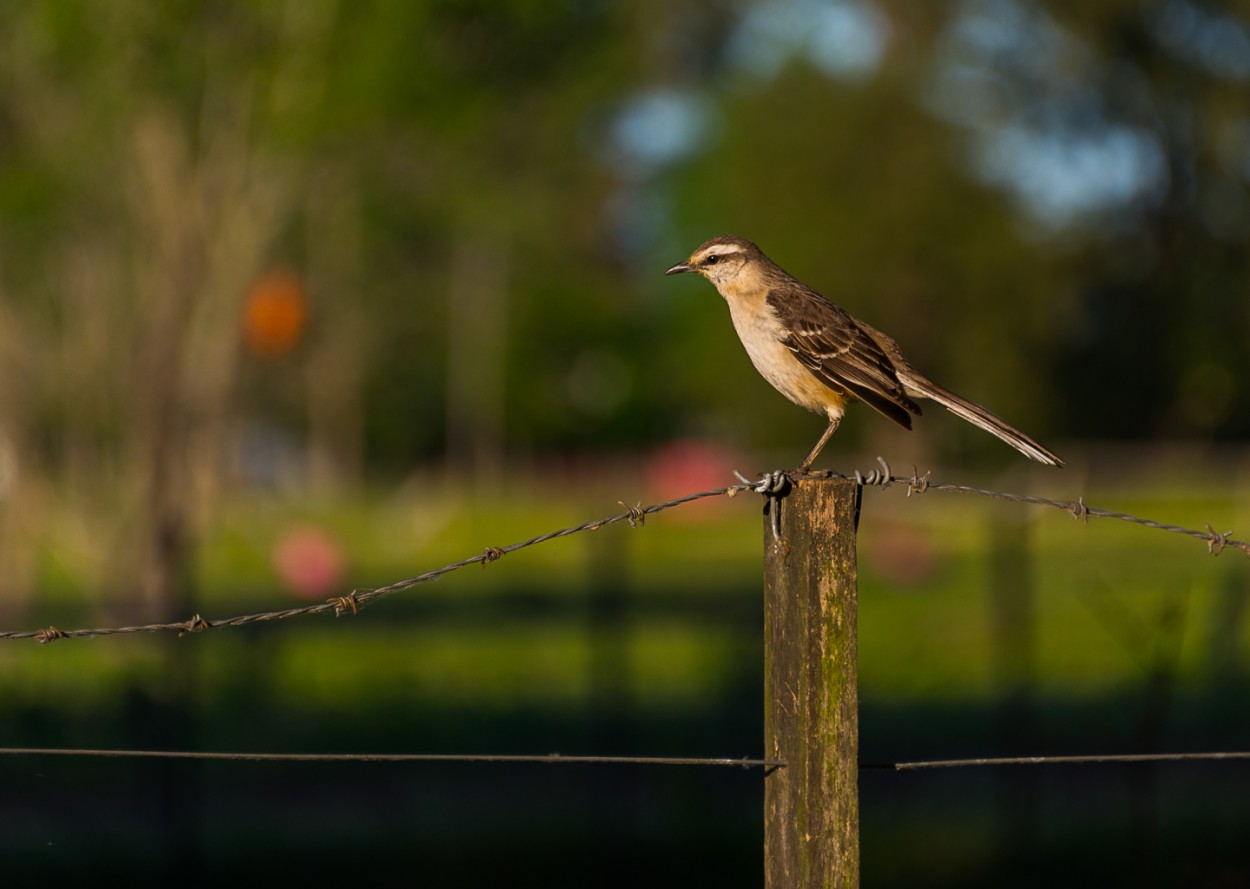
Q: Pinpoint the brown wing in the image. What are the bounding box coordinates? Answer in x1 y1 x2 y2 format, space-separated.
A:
767 287 921 429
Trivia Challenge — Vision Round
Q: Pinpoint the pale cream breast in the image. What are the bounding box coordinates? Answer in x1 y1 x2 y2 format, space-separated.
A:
720 288 846 420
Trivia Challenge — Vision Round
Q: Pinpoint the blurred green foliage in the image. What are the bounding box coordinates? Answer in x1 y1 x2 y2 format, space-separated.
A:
2 0 1249 489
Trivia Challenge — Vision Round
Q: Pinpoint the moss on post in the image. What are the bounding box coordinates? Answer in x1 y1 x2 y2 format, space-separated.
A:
764 477 860 889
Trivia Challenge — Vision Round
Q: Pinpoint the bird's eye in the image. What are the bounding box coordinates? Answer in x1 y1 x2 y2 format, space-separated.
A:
705 254 720 265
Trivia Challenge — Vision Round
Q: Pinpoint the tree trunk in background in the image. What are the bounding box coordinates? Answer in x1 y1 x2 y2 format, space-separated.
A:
306 170 367 494
446 234 510 483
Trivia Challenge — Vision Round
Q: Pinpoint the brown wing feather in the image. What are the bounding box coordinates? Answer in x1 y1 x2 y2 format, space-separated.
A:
767 288 921 430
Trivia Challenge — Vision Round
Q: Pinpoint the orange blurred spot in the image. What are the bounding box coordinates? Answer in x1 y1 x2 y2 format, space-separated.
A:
243 269 308 357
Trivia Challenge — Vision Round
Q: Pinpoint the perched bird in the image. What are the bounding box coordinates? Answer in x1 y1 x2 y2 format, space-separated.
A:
665 235 1062 469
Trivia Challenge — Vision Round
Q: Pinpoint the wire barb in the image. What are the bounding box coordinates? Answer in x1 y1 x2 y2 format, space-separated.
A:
733 469 791 497
732 470 792 543
1206 524 1231 556
619 502 646 528
854 456 893 488
35 626 65 645
328 593 360 617
481 546 506 566
178 615 210 637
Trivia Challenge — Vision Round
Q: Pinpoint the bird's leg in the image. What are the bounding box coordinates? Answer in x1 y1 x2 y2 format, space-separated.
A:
798 416 841 471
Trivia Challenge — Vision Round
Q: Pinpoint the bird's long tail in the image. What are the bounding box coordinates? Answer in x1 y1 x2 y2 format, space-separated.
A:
901 374 1063 467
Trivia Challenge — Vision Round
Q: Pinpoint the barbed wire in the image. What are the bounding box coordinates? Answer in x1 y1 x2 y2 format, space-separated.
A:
0 483 750 644
806 457 1249 556
2 460 1244 645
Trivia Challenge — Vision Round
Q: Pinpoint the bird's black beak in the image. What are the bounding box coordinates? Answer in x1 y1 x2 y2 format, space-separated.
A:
665 261 693 276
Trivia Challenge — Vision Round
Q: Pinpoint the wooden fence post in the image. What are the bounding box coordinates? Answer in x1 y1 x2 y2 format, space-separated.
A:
764 477 860 889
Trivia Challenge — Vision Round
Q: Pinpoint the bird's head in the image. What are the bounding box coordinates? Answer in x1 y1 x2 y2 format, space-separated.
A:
665 235 762 289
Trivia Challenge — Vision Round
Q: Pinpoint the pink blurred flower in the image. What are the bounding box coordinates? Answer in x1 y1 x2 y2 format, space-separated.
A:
272 526 346 600
644 438 742 520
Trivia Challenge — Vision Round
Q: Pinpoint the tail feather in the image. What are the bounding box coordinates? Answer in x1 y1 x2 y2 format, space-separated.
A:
902 375 1063 467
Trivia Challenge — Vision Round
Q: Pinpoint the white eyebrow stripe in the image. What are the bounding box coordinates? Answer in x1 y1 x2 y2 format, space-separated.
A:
696 245 743 262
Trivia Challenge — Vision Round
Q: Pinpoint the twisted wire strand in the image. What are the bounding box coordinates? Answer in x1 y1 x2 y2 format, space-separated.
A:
867 750 1250 771
0 746 781 769
4 745 1245 771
